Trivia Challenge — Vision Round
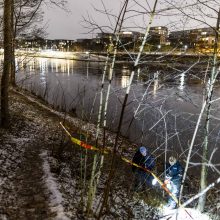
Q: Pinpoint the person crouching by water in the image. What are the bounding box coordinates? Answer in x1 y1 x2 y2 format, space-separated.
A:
132 146 155 192
164 156 183 209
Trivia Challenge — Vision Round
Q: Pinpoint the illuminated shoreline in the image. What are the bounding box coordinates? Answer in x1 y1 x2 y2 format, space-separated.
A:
0 49 107 62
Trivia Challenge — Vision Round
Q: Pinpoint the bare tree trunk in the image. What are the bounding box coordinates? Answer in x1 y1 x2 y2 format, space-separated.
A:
86 56 109 215
98 0 159 217
11 0 16 87
86 1 129 216
1 0 13 128
197 8 220 212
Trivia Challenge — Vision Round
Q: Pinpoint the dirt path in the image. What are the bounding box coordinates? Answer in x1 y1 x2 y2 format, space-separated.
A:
0 91 67 220
3 140 55 220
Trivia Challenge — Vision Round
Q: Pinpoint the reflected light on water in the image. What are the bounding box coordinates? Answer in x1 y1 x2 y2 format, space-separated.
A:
121 67 131 88
121 66 131 75
39 58 47 85
29 60 35 72
67 60 70 75
61 62 66 73
137 68 140 80
15 59 19 72
153 79 159 95
51 60 54 72
153 71 159 95
51 59 69 73
179 72 185 91
55 60 59 72
16 57 74 76
121 75 130 88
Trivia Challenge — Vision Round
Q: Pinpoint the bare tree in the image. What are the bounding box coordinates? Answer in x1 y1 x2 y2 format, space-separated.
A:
86 0 130 216
0 0 67 126
197 7 220 212
98 0 159 217
1 0 13 127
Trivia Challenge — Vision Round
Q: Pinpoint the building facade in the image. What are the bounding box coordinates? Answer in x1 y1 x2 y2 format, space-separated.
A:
169 27 217 49
149 26 169 45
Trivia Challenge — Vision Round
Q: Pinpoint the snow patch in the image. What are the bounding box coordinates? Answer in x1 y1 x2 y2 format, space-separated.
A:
13 89 119 148
40 151 70 220
0 214 8 220
160 207 212 220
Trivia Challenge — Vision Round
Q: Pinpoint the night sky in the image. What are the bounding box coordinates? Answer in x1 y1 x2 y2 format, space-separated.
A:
42 0 216 40
43 0 123 40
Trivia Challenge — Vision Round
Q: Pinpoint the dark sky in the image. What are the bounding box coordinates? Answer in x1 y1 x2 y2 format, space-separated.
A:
43 0 174 40
43 0 123 40
43 0 216 40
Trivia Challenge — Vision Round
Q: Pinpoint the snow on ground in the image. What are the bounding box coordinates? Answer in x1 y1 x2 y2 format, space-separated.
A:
0 90 162 219
0 91 68 219
160 207 213 220
41 151 70 220
0 129 32 200
13 89 136 153
0 89 217 219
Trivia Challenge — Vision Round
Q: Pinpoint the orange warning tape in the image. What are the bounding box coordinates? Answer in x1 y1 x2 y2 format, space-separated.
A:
60 122 193 218
60 122 109 154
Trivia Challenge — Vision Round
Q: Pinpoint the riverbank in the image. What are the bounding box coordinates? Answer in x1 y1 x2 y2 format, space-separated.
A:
15 50 216 68
0 49 105 62
0 88 160 219
0 88 218 219
0 49 107 62
0 49 213 64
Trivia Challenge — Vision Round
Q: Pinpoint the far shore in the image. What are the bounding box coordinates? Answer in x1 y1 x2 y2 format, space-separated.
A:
0 49 216 64
0 49 108 62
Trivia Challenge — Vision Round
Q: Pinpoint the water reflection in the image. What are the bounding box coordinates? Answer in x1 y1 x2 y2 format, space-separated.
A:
67 60 70 75
46 59 72 74
121 66 131 75
29 60 35 72
121 67 131 88
121 75 130 88
39 58 46 85
86 61 90 79
13 57 220 162
55 60 58 72
15 59 19 72
178 72 185 91
51 60 54 72
136 68 140 78
21 60 24 69
153 71 159 95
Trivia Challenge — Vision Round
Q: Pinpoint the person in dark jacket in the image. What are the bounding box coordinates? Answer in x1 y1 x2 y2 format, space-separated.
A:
164 156 183 209
132 146 155 192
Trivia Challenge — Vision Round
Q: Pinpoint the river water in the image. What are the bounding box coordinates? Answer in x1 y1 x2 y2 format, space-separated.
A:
9 56 220 165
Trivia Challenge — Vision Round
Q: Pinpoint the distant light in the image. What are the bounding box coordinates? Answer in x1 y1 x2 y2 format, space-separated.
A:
122 31 133 35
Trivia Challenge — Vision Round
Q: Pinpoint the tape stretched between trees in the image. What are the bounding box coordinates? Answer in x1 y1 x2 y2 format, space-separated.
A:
60 122 193 219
